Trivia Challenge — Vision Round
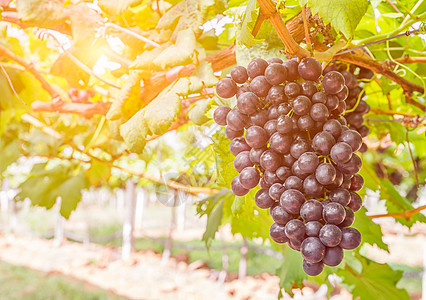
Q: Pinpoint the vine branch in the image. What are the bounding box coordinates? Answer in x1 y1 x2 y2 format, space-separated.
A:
256 0 310 58
0 44 59 98
369 205 426 219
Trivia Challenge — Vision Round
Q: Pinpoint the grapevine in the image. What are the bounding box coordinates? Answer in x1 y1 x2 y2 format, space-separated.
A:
214 57 366 276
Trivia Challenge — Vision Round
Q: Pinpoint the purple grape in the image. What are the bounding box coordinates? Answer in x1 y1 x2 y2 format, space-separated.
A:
283 59 299 81
250 76 271 98
214 106 231 125
312 92 327 104
305 221 322 237
231 176 249 196
303 260 324 276
340 207 355 227
301 237 326 263
298 152 319 173
285 219 306 240
260 150 282 171
285 82 301 98
237 92 261 115
284 175 303 191
276 166 292 182
319 224 342 247
298 58 322 81
269 183 286 201
249 109 269 127
230 137 250 156
265 63 287 85
340 227 361 250
225 127 244 139
312 131 336 155
322 71 345 94
293 95 312 115
276 115 293 134
239 167 260 189
280 189 305 214
245 126 268 148
322 246 344 267
350 174 364 191
338 130 363 152
300 199 323 222
310 103 329 122
290 139 311 159
226 108 249 131
323 119 342 139
330 142 353 164
247 58 268 78
303 175 324 197
216 78 237 98
234 151 252 173
315 163 336 186
323 202 346 225
266 85 287 106
255 188 275 209
270 223 289 243
329 188 351 206
270 204 293 225
264 170 282 185
231 65 249 84
249 147 266 165
348 192 362 212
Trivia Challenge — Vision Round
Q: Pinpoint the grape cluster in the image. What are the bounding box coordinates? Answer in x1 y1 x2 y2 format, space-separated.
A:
213 57 365 276
323 63 372 153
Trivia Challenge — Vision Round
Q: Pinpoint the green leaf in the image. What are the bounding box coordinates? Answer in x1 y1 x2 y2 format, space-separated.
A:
188 99 210 125
0 139 20 174
237 0 263 46
98 0 143 15
120 110 149 153
190 62 218 88
86 160 112 186
106 70 142 121
129 43 172 75
381 179 426 228
153 29 197 69
143 93 181 135
276 247 307 292
15 163 89 218
57 171 89 218
337 254 410 300
157 0 219 38
353 207 389 252
305 0 370 38
202 197 224 248
17 0 67 28
212 130 238 188
231 195 245 215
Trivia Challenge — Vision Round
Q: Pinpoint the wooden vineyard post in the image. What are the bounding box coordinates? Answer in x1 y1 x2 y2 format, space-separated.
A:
161 189 177 265
54 197 64 246
122 179 136 260
239 238 248 280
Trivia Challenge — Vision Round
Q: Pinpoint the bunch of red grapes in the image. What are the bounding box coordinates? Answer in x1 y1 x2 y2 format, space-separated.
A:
213 57 367 276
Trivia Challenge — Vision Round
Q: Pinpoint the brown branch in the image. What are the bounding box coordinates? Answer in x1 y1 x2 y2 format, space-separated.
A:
252 11 267 37
370 107 418 118
394 56 426 64
31 100 111 118
256 0 310 58
405 93 426 111
368 205 426 219
21 113 63 139
0 44 59 98
1 11 71 34
337 53 425 94
302 5 312 51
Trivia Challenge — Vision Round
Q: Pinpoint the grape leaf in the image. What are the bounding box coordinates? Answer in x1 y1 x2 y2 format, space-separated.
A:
353 207 389 252
276 247 307 292
120 110 149 153
337 254 410 300
143 92 181 135
153 29 197 69
304 0 370 38
57 171 89 218
0 139 20 174
106 71 142 121
188 99 210 125
129 43 172 76
157 0 218 39
98 0 143 15
238 0 263 46
211 130 238 188
15 163 89 218
16 0 67 28
381 179 426 228
201 195 225 248
190 62 218 88
86 160 112 186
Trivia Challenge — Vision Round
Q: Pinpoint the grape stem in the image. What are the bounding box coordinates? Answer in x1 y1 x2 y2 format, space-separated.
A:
256 0 310 58
369 204 426 219
301 5 312 51
406 128 420 188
